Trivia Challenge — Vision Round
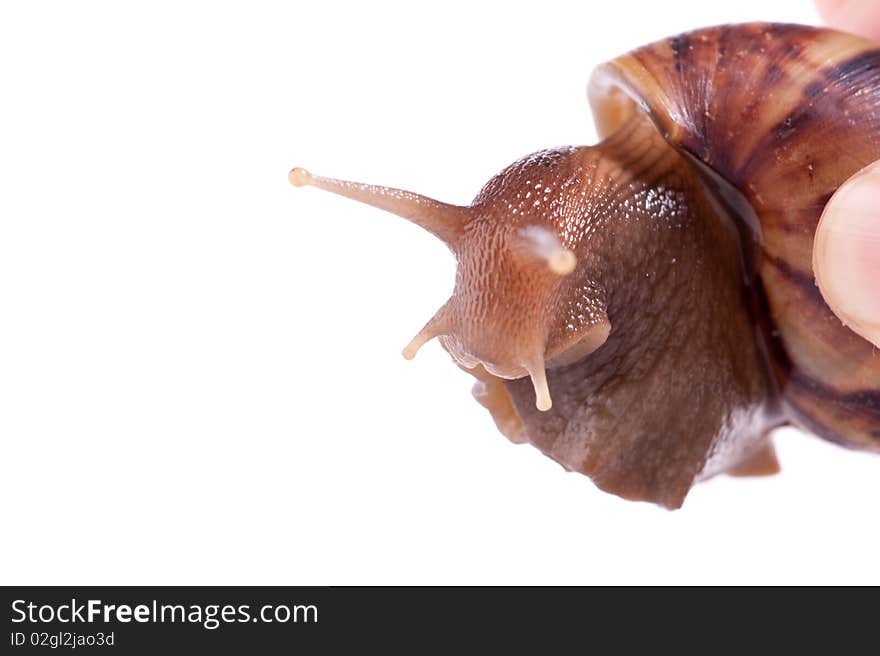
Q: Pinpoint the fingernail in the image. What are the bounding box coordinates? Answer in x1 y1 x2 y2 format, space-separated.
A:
814 161 880 348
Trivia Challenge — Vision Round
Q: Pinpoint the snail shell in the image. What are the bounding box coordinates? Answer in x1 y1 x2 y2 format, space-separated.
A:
589 22 880 457
292 23 880 508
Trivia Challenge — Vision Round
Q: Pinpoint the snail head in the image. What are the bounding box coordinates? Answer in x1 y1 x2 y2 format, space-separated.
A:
289 147 611 412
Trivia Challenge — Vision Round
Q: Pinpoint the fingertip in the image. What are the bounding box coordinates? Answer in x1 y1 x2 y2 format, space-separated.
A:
815 0 880 42
815 0 846 23
814 160 880 348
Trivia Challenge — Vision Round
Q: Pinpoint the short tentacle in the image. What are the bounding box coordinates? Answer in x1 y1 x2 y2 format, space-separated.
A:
401 302 453 361
510 225 577 275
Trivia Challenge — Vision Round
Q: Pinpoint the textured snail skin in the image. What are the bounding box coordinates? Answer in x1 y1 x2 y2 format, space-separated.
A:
294 23 880 508
491 115 776 508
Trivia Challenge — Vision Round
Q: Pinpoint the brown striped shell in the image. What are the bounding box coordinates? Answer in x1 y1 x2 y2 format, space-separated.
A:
292 22 880 508
589 22 880 454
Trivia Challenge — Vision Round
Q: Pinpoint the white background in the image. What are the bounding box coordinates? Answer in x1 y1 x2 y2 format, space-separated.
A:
2 0 877 585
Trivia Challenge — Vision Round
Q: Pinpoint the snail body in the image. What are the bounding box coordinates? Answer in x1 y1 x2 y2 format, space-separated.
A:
292 23 880 508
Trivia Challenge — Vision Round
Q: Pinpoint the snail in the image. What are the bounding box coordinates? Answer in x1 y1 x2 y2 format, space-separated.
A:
290 22 880 509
